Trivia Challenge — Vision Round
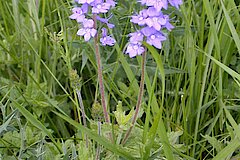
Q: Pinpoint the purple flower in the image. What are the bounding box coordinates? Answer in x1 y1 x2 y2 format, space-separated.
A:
106 0 116 7
168 0 183 9
131 9 148 26
138 0 147 5
145 17 162 30
129 31 144 44
152 0 168 11
141 26 157 36
126 43 145 58
69 7 85 22
163 15 174 30
146 7 161 17
77 0 95 4
96 16 115 28
92 0 111 14
100 28 116 46
146 32 166 49
77 19 97 41
77 28 97 41
70 0 116 43
126 0 181 57
82 18 94 28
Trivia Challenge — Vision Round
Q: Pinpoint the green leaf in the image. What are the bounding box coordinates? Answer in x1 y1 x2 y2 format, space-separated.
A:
114 101 134 126
212 139 240 160
204 54 240 83
142 42 174 160
220 0 240 56
10 100 61 152
202 135 223 153
53 111 135 160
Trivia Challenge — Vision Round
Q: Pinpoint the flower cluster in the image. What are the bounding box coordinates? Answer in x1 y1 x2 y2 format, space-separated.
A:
70 0 116 46
126 0 182 58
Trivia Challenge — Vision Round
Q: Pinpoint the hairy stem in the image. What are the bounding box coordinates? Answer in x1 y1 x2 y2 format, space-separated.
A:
76 89 88 147
121 51 146 145
95 121 101 160
93 14 110 124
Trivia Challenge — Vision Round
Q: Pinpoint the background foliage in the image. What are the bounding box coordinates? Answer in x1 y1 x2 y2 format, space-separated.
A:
0 0 240 159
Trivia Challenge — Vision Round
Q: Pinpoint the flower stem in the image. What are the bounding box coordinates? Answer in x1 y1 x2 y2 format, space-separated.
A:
121 50 146 145
95 121 101 160
93 14 110 124
76 89 88 147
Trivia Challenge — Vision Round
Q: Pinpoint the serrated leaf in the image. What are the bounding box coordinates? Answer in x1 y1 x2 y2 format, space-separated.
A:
114 101 134 126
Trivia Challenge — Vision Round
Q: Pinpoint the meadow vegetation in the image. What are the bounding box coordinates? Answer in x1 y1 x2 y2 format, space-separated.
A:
0 0 240 159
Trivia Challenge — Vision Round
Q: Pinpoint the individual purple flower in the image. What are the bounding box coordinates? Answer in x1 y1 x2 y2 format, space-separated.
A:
131 9 148 26
140 0 182 9
139 0 168 11
168 0 183 9
77 0 95 4
77 19 97 41
100 28 116 46
69 7 85 22
96 16 115 28
146 7 161 17
82 18 94 28
106 0 116 7
92 0 111 14
77 28 97 41
126 43 145 58
146 32 166 49
140 26 157 37
152 0 168 11
145 16 162 30
163 15 174 31
129 31 144 44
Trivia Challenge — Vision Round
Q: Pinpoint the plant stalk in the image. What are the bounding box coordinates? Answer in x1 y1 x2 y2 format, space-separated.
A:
76 89 88 147
95 121 101 160
121 50 146 145
93 14 110 124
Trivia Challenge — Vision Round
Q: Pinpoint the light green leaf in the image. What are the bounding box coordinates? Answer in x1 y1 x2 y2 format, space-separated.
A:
114 101 134 126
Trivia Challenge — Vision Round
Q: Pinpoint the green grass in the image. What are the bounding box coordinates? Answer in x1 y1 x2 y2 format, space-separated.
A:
0 0 240 159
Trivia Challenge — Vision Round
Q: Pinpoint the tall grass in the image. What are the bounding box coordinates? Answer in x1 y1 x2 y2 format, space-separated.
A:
0 0 240 159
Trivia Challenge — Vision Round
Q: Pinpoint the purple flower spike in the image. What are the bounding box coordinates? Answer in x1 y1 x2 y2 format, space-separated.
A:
70 0 116 43
126 0 182 57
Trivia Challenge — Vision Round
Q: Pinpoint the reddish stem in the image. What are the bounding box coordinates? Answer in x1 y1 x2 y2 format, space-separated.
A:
93 14 110 124
121 51 146 145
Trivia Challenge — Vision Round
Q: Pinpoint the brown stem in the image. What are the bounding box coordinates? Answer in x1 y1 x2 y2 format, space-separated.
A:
93 14 110 124
121 50 146 145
